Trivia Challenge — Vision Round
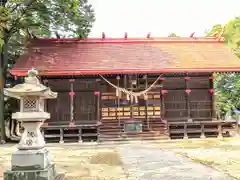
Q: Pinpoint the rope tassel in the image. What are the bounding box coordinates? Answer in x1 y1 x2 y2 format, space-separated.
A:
144 94 148 100
99 74 163 100
126 94 130 101
118 90 122 98
135 96 138 103
130 95 133 102
116 88 119 97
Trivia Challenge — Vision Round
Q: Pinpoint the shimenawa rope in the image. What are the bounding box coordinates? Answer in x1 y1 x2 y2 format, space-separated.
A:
99 75 163 103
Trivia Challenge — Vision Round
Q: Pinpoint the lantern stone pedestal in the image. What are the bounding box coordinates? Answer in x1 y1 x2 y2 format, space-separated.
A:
3 69 64 180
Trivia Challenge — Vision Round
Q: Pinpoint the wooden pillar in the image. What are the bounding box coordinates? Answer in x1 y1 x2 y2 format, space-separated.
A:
69 79 75 126
160 77 166 120
143 75 149 129
183 123 188 139
200 123 206 138
96 78 101 122
95 78 101 142
124 75 127 89
116 76 120 126
209 75 217 120
59 128 64 144
95 92 100 121
217 123 223 139
129 75 133 119
185 76 192 122
78 128 82 143
43 79 48 112
161 91 166 119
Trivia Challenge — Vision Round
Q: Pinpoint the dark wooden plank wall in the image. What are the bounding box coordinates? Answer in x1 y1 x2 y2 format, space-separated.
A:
44 73 213 126
46 79 71 125
45 78 100 125
162 75 212 123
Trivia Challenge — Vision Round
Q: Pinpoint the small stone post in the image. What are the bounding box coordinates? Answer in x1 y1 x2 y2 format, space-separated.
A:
3 69 64 180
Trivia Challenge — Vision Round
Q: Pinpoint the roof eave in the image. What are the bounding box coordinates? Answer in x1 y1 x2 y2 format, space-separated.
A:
10 68 240 76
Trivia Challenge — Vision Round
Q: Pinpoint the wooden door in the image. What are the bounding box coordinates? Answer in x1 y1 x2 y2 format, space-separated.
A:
47 92 70 125
74 91 97 122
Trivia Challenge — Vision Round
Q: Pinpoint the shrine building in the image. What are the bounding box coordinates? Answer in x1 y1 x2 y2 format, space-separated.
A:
10 35 240 143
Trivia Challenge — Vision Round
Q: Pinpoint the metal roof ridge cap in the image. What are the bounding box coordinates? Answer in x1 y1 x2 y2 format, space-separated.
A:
32 37 223 43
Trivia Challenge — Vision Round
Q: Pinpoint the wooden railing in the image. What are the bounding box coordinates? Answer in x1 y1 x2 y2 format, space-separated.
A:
168 120 239 139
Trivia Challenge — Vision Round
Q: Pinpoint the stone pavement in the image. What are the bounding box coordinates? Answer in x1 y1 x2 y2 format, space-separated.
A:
117 143 232 180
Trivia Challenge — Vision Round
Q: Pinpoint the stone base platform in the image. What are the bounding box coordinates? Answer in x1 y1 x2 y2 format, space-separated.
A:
4 164 64 180
11 148 52 171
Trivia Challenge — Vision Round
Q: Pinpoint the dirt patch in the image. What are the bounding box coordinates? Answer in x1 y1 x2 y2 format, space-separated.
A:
0 146 124 180
90 151 123 166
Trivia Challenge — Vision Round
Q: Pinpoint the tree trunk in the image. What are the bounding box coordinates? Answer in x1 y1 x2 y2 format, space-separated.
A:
0 49 6 142
0 34 8 143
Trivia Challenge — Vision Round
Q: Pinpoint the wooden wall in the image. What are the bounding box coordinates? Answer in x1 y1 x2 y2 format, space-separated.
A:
162 74 213 122
45 78 100 125
43 73 214 126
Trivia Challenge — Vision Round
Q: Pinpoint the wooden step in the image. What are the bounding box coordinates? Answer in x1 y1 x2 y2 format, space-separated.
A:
99 135 169 142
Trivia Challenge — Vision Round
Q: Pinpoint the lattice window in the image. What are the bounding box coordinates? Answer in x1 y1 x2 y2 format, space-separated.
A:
23 98 37 112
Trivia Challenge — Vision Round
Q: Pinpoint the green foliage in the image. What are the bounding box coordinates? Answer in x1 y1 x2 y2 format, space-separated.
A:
1 0 95 38
224 17 240 58
0 0 95 75
0 0 95 137
205 24 223 36
210 16 240 118
0 32 3 47
168 33 179 37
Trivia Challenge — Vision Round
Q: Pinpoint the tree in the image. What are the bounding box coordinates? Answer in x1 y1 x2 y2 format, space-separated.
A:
168 33 179 37
207 17 240 119
0 0 95 142
206 24 223 37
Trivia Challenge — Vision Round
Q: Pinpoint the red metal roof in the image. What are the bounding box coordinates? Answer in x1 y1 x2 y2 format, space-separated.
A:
10 37 240 76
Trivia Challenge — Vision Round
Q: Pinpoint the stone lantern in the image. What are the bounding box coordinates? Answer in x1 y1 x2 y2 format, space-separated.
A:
3 68 64 180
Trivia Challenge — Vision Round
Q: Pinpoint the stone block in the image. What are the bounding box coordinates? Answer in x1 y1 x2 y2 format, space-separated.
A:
11 148 52 171
4 164 62 180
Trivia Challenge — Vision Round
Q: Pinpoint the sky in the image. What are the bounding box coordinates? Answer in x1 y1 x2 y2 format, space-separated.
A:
88 0 240 38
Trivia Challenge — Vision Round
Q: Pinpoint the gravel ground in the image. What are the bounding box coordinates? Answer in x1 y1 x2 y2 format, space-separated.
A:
117 143 232 180
0 140 238 180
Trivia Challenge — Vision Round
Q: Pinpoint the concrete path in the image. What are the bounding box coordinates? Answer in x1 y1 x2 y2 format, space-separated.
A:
117 143 231 180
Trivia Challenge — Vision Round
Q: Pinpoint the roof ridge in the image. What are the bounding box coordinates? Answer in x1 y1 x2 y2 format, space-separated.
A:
31 37 224 44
